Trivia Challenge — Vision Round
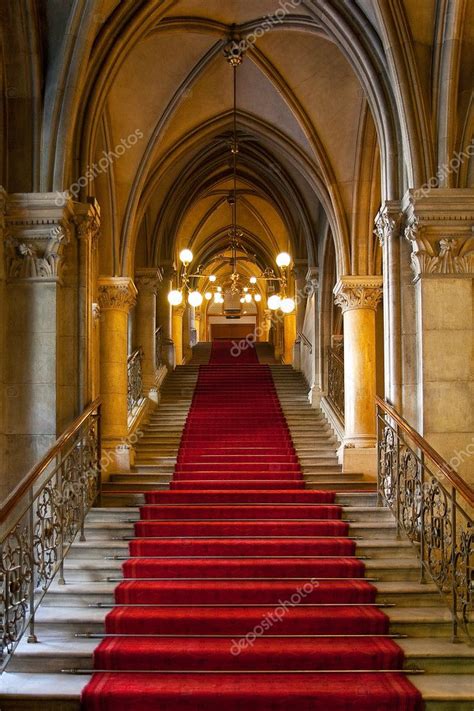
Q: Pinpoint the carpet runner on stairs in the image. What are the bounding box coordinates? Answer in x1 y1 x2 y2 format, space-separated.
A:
82 340 423 710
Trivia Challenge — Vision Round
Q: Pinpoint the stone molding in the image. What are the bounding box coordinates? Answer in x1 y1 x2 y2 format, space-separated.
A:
135 267 163 294
374 201 403 247
402 189 474 279
3 192 75 283
334 276 383 313
97 277 137 312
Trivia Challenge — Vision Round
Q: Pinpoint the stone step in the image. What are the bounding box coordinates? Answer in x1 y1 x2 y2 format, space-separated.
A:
1 672 472 711
8 633 474 676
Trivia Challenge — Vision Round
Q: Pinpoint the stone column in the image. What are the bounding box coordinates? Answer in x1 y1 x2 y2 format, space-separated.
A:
334 276 383 477
402 188 474 485
74 200 101 409
135 268 163 399
283 312 296 364
98 277 137 476
172 305 185 366
3 193 78 491
305 267 321 406
156 265 176 369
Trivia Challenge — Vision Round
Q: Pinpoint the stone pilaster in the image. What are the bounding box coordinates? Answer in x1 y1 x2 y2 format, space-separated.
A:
401 188 474 484
172 304 185 366
374 201 403 408
135 268 163 398
303 267 321 406
156 264 176 369
2 193 78 490
334 276 383 478
98 277 137 476
74 199 101 408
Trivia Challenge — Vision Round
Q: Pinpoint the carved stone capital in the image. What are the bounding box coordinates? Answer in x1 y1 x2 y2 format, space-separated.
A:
305 267 319 295
334 276 383 313
374 201 403 247
73 199 101 249
135 267 163 294
97 277 137 313
402 188 474 279
3 192 75 282
92 302 101 321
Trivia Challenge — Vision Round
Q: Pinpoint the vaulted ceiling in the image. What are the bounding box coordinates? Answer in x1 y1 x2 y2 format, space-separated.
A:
1 0 473 282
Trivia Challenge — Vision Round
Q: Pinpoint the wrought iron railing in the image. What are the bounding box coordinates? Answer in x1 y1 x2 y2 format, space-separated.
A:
376 397 473 642
0 399 101 671
155 326 163 370
127 348 143 414
327 346 344 422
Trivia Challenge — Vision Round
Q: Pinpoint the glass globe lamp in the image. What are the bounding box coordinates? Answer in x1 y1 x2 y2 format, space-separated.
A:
179 248 193 265
168 290 183 306
268 294 281 310
276 252 291 268
280 297 295 313
188 291 203 307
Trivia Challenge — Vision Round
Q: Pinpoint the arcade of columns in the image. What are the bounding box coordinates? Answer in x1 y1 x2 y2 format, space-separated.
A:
0 188 473 497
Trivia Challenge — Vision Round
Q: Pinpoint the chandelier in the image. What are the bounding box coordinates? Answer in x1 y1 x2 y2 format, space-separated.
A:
168 34 295 315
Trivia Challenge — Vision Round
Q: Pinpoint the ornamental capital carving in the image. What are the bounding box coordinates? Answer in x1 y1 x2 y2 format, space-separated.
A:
402 188 474 279
73 199 101 249
305 267 319 295
135 267 163 294
97 277 137 312
374 201 403 247
3 192 75 282
334 276 383 313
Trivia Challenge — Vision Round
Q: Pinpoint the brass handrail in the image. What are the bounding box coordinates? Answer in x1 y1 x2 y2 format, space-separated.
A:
0 397 102 523
0 399 102 671
376 396 474 506
376 398 473 642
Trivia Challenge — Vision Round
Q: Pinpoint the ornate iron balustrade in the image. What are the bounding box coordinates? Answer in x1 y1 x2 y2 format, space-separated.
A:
127 348 143 414
155 326 163 370
0 399 101 671
376 397 473 642
327 346 344 422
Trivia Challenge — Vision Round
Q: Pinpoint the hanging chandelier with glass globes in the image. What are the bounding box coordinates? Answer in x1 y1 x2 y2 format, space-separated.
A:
167 35 295 315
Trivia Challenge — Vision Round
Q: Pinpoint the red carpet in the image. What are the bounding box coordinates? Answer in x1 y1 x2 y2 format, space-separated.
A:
82 340 423 710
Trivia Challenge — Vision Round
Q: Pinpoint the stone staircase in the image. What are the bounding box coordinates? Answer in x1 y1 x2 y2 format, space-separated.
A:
1 349 473 709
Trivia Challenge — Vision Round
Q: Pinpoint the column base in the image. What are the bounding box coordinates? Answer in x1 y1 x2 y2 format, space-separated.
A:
339 442 377 480
101 440 134 480
308 384 322 408
293 341 301 371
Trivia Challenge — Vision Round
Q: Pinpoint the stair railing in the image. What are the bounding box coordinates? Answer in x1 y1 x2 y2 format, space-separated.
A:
376 397 473 643
0 399 101 671
127 347 143 415
327 346 345 422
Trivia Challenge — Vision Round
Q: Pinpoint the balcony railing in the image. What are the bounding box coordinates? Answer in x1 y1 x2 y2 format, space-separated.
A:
0 399 101 671
327 346 344 422
376 397 473 642
127 348 143 414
